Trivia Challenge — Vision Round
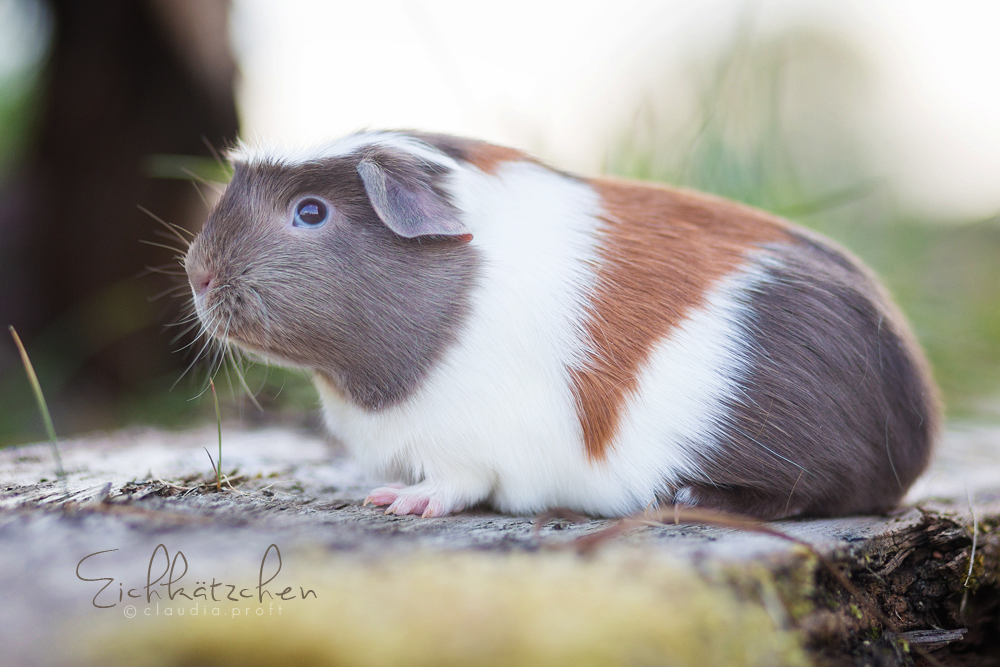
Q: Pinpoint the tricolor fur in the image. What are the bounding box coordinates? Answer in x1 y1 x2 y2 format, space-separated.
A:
187 130 939 519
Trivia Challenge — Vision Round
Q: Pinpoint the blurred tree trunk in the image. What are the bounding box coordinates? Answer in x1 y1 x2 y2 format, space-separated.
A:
0 0 238 442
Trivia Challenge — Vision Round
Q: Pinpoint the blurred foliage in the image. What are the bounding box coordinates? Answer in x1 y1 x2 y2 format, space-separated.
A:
605 25 1000 420
0 2 49 446
0 0 48 178
144 153 233 183
0 73 42 178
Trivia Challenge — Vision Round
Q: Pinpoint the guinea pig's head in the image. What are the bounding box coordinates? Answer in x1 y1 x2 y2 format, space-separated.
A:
184 137 480 410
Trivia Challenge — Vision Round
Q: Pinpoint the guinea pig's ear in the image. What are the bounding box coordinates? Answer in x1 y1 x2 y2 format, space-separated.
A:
356 149 472 242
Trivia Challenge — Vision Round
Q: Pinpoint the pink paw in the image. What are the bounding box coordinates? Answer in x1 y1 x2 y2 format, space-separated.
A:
363 484 459 518
362 484 404 507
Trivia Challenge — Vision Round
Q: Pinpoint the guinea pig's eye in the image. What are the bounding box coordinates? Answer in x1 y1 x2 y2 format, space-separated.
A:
293 197 329 228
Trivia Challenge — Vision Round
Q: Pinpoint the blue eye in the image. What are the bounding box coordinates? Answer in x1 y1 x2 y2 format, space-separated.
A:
293 197 329 228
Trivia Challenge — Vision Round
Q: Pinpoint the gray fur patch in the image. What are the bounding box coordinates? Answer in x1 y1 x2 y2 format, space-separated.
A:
678 239 936 519
185 144 480 410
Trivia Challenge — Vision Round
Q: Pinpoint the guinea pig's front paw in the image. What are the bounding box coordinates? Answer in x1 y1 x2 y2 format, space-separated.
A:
363 482 466 518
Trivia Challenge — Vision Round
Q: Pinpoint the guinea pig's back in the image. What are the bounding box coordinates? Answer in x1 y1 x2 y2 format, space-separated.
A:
577 177 939 519
691 232 937 518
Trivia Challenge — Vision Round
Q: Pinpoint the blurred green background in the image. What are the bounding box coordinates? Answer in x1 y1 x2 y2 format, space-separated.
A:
1 1 998 448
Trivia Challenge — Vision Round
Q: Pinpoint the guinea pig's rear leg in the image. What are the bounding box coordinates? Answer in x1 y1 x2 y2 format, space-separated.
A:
363 475 492 518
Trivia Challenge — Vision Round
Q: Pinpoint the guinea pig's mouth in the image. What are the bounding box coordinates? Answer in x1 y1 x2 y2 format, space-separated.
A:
190 276 331 376
193 281 272 353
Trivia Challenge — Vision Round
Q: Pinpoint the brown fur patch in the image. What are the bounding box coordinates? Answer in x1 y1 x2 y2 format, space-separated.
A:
573 178 791 460
460 142 528 174
408 132 529 174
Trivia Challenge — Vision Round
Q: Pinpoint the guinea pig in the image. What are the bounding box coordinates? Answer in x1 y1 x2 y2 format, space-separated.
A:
183 130 939 520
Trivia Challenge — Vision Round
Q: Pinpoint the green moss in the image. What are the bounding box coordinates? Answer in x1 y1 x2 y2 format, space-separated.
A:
710 547 821 629
84 551 808 667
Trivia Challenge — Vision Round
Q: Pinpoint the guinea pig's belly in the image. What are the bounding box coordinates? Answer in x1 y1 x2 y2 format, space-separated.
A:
318 368 706 518
351 421 673 517
487 458 667 517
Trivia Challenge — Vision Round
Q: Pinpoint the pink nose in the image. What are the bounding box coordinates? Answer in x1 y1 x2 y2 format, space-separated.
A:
190 270 215 296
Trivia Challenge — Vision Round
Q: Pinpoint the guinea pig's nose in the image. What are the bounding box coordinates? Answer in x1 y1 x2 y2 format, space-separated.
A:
189 270 215 296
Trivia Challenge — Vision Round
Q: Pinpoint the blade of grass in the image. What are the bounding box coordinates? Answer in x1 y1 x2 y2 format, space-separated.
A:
9 326 65 477
210 379 222 491
203 447 218 481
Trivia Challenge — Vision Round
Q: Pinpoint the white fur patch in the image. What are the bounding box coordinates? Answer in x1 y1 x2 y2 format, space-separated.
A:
229 131 458 170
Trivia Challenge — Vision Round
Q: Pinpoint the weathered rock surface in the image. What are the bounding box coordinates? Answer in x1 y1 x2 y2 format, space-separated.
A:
1 424 998 666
